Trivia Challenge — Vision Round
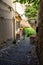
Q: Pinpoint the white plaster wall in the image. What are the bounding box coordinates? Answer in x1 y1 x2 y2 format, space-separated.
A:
0 1 14 43
2 0 13 7
0 18 14 43
0 0 14 19
0 1 10 12
2 0 16 11
0 18 3 43
3 19 13 40
0 9 14 19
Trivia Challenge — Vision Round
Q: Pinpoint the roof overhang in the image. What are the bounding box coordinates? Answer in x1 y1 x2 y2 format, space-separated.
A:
15 11 22 21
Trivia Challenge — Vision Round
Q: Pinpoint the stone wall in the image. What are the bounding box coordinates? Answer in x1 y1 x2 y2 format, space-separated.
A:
37 0 43 65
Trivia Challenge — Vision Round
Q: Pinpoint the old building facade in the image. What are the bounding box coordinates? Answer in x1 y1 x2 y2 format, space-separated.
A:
0 0 14 43
0 0 22 43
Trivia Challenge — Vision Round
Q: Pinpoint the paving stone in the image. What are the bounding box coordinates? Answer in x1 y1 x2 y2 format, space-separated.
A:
0 38 39 65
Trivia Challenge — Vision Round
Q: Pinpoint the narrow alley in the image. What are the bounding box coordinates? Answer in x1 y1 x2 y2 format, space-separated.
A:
0 0 42 65
0 38 39 65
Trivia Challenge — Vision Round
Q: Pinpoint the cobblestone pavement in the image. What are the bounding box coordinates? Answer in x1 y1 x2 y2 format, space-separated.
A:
0 38 39 65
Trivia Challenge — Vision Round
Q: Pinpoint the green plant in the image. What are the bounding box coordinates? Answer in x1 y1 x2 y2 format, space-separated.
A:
16 0 39 21
25 27 36 37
